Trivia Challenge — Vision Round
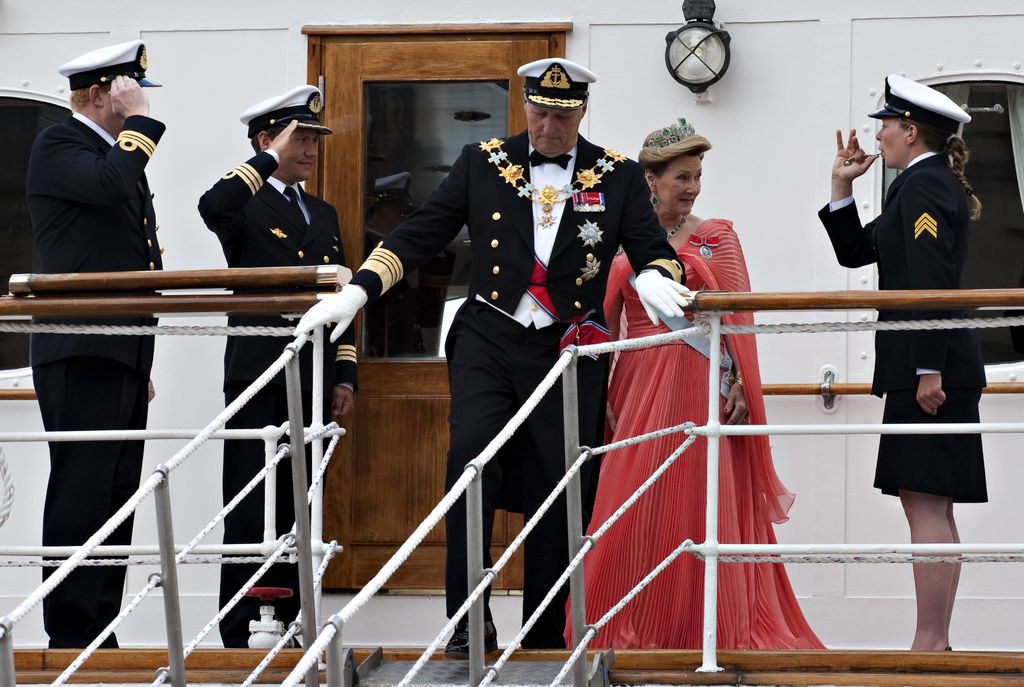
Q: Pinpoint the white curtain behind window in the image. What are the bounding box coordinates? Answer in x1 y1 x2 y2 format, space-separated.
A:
1007 85 1024 217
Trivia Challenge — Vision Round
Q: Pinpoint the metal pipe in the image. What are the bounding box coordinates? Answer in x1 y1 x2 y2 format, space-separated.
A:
698 314 724 673
0 617 15 687
0 427 294 442
561 349 588 687
325 617 345 687
466 467 485 686
153 467 186 687
284 354 319 687
311 326 326 631
263 435 279 554
0 543 284 557
692 421 1024 436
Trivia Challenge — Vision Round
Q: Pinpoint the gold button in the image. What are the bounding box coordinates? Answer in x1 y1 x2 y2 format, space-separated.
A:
574 301 582 309
575 277 583 286
143 218 148 226
531 304 538 312
148 261 155 270
160 247 165 254
490 291 499 300
490 239 499 248
323 256 330 263
586 253 594 261
326 323 333 329
492 212 501 221
147 239 152 248
298 250 305 258
492 265 500 275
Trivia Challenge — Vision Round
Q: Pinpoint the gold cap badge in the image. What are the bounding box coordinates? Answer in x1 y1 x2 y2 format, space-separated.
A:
540 64 571 89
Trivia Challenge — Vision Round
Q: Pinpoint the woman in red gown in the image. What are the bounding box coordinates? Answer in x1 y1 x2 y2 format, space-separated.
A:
566 120 823 649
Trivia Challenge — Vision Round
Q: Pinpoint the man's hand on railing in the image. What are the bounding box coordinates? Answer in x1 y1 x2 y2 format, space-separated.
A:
293 284 368 342
634 270 694 326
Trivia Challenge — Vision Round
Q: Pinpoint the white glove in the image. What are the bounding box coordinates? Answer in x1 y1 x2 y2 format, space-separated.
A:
293 284 368 342
634 270 694 326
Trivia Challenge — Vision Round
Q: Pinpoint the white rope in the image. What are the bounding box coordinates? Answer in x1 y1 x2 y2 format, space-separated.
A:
719 314 1024 336
0 322 293 337
239 542 340 687
51 576 161 686
401 447 592 687
715 554 1024 564
0 448 13 529
589 420 694 457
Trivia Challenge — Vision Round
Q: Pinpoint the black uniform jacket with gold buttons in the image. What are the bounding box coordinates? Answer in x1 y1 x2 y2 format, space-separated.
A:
819 155 985 395
26 114 164 374
350 131 682 322
198 151 356 390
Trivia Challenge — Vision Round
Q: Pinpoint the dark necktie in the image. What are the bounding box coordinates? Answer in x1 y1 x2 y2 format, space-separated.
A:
282 186 308 227
528 150 572 169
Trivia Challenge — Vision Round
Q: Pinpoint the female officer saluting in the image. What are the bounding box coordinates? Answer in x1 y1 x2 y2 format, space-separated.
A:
819 74 986 651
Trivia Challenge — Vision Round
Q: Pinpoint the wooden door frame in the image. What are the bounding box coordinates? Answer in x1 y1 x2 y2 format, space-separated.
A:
304 23 570 591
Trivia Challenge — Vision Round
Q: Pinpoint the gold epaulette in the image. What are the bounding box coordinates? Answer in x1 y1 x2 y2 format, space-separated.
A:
359 242 404 294
221 163 263 195
116 130 157 158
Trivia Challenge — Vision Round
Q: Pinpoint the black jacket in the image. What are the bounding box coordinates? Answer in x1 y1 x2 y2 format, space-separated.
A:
198 151 356 390
351 131 683 318
819 155 985 394
26 114 165 374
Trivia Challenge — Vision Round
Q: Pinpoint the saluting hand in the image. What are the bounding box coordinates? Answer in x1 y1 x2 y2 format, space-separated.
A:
109 75 149 121
916 373 946 415
268 120 300 156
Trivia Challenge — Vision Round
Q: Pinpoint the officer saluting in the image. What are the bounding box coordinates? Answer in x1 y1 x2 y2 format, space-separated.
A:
26 40 164 648
296 58 690 654
198 85 357 647
820 74 986 650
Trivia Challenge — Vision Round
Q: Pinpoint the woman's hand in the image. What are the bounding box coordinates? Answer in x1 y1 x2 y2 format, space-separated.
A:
723 381 748 425
916 373 946 415
831 129 878 200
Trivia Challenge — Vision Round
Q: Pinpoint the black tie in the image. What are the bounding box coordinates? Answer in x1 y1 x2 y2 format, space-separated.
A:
282 186 308 226
528 150 572 169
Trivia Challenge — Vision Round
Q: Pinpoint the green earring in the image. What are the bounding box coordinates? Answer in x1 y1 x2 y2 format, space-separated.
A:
650 194 658 207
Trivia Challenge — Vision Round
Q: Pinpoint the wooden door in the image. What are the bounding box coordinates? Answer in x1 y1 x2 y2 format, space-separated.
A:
308 25 569 590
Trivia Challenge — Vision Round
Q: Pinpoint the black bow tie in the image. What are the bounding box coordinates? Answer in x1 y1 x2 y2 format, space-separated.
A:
528 150 572 169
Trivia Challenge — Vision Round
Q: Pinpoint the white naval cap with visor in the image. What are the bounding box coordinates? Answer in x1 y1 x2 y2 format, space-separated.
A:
517 58 596 110
58 40 160 90
239 85 332 139
868 74 971 132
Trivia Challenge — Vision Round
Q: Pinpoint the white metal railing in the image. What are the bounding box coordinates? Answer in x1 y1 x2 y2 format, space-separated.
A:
0 321 343 687
278 291 1024 687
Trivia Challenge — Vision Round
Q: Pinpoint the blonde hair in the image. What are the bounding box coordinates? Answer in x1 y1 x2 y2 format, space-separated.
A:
638 129 712 174
68 88 91 112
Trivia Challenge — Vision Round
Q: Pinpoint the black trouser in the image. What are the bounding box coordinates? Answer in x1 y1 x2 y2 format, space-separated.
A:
219 381 319 648
444 301 606 649
34 357 149 649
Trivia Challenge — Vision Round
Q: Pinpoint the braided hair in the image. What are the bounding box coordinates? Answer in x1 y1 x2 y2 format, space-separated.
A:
899 119 983 221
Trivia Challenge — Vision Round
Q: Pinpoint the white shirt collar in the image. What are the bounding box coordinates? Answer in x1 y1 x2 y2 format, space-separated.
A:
72 111 116 147
266 176 303 197
907 151 938 169
527 144 577 165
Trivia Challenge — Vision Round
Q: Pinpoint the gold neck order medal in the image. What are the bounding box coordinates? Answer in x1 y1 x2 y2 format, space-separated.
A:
479 138 626 229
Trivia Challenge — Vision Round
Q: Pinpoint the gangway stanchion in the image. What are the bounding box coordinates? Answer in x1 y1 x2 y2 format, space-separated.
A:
284 347 319 687
0 617 13 687
466 456 487 685
561 345 588 687
153 466 186 687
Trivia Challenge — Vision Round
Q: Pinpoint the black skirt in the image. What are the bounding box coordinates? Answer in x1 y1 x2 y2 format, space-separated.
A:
875 388 987 502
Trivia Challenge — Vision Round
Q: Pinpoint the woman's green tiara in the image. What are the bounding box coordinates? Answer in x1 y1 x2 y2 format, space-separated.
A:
646 118 697 148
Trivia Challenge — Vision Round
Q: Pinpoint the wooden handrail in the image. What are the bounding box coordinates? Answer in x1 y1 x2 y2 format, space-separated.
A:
763 382 1024 396
0 293 328 318
692 288 1024 312
9 266 348 295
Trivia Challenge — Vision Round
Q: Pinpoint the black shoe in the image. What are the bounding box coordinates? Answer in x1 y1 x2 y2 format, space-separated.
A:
444 620 498 659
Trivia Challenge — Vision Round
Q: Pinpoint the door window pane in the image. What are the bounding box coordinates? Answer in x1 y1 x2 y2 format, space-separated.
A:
363 81 508 359
0 97 68 370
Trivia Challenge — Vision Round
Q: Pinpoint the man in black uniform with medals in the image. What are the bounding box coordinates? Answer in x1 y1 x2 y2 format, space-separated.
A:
198 85 357 647
296 59 690 654
26 40 164 648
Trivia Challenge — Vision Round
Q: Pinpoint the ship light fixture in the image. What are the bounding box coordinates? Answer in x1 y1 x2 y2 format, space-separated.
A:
664 0 732 94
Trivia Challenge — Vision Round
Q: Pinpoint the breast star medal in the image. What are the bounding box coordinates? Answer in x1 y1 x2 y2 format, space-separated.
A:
577 219 604 247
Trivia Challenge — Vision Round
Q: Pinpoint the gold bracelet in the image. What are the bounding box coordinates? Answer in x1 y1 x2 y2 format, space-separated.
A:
727 373 743 387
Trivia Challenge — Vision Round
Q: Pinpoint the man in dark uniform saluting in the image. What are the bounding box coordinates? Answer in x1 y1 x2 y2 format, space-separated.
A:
25 40 164 648
198 85 357 647
297 58 690 653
